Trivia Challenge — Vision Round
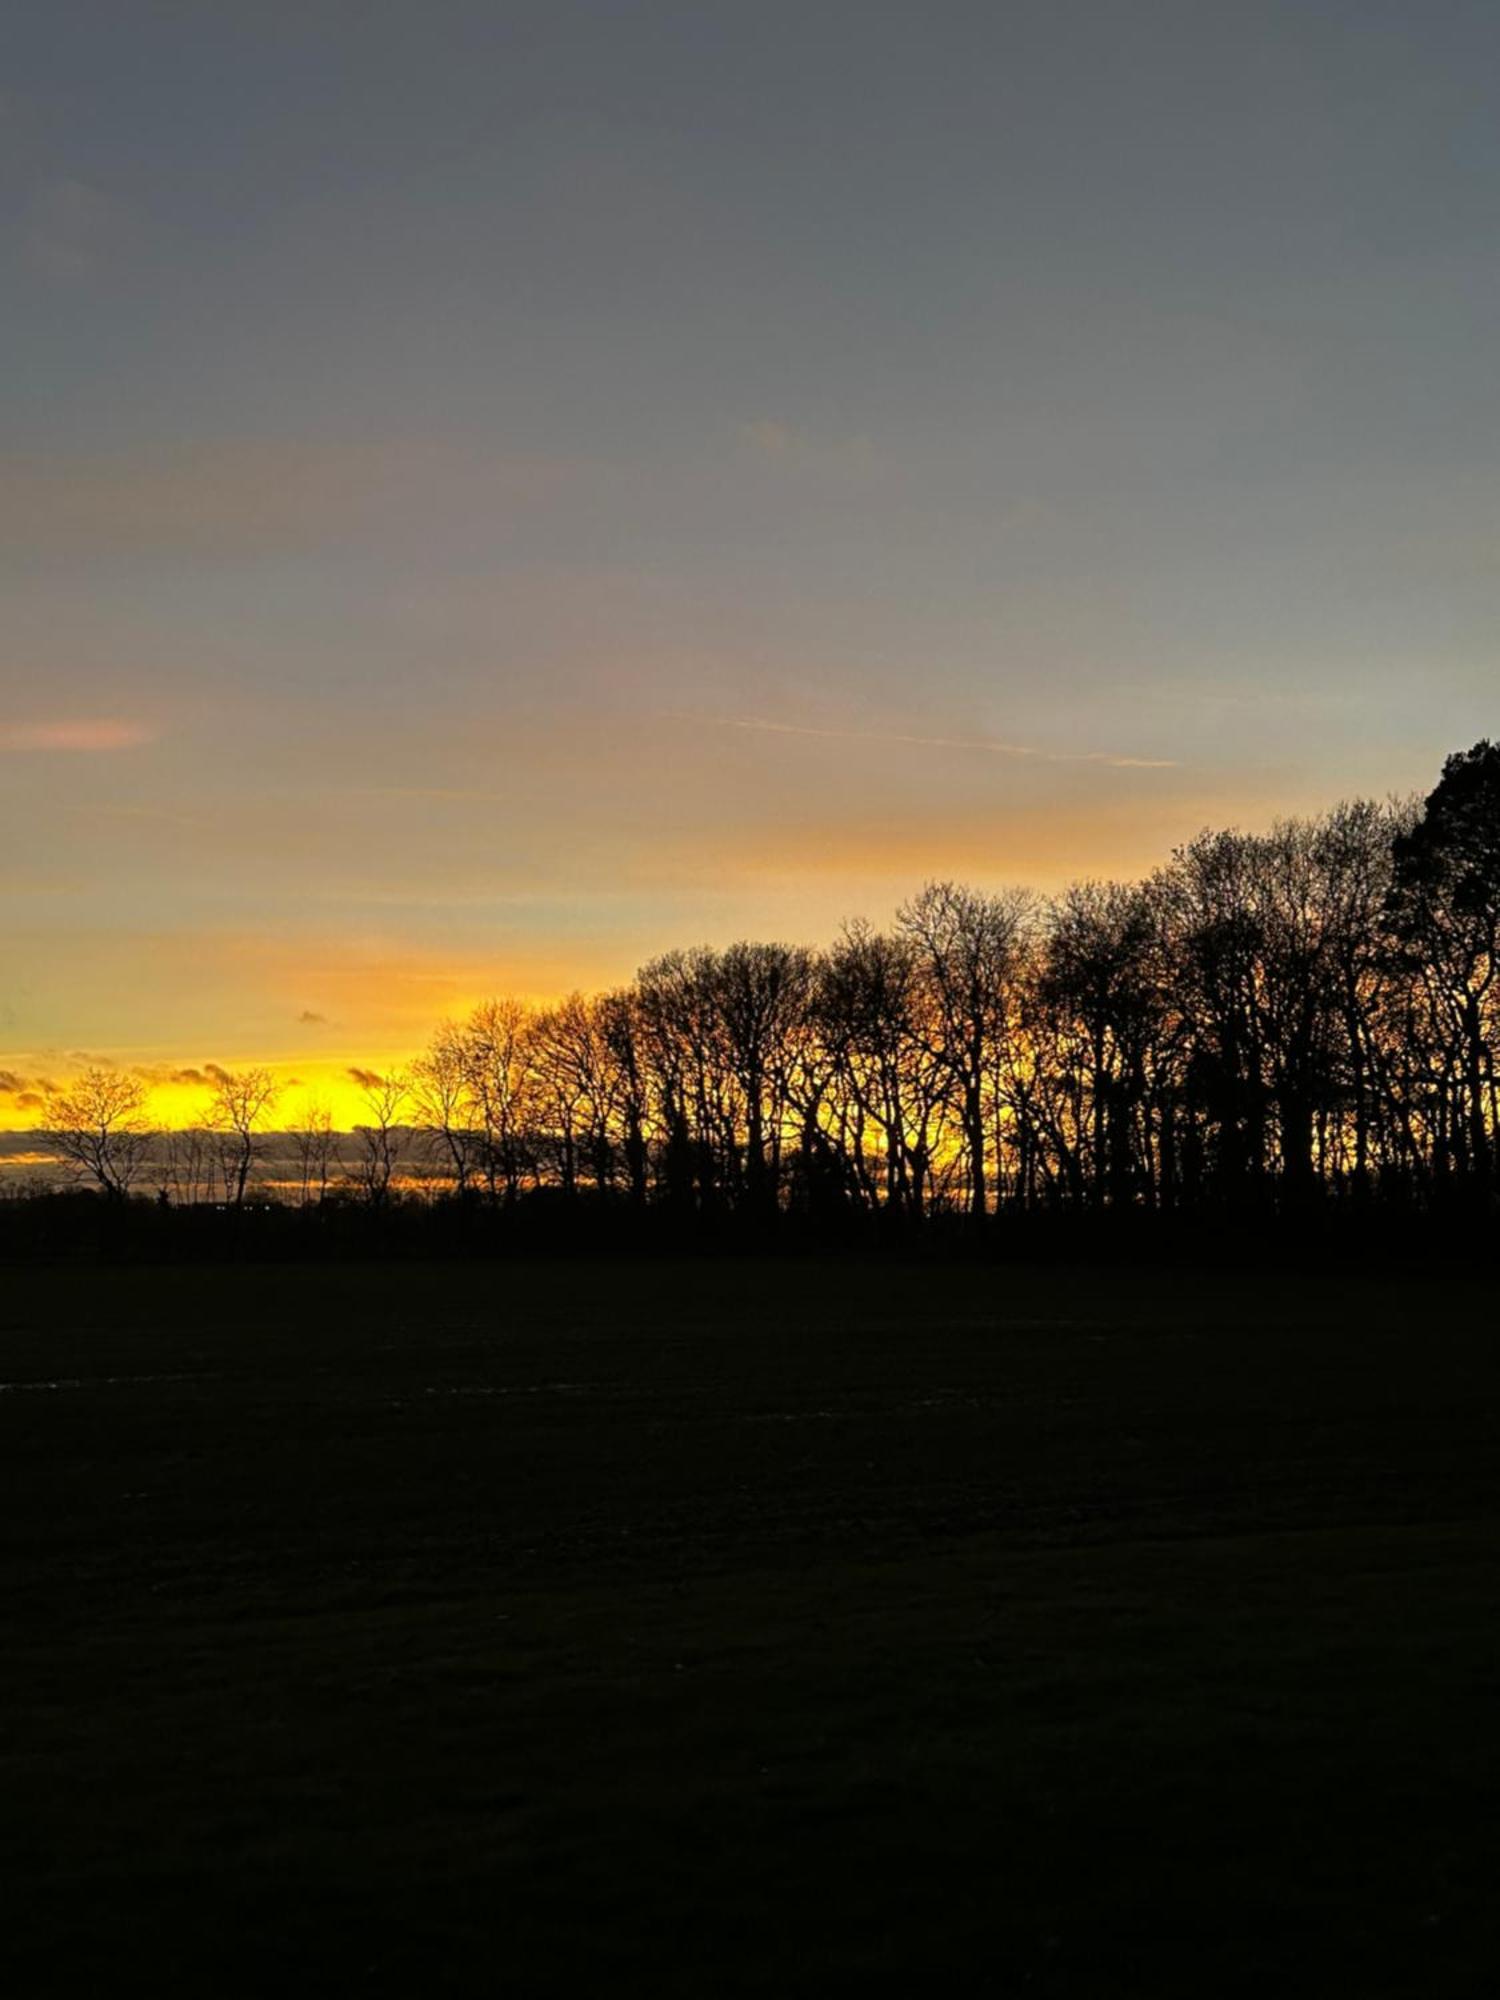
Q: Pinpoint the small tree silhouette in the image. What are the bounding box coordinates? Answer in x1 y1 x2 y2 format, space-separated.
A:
205 1066 279 1207
41 1067 154 1197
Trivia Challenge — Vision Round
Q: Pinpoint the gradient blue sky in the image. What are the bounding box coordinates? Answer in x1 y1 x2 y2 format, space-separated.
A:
4 1 1499 1093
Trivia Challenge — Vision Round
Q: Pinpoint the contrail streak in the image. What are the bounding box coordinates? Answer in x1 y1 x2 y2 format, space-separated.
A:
697 715 1177 769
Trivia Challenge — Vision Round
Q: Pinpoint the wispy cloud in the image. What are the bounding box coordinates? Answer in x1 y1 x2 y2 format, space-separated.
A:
0 1070 53 1102
73 804 203 830
0 720 154 752
0 1064 57 1117
343 785 511 805
696 715 1177 770
0 440 601 559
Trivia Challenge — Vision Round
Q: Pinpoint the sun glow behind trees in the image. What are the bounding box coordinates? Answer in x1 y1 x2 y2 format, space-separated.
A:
16 744 1500 1216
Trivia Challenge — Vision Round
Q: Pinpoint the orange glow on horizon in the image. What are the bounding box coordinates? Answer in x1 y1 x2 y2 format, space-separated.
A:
0 774 1364 1139
0 1057 431 1138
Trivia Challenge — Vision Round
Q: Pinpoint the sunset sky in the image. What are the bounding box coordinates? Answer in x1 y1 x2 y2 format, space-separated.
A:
5 2 1500 1125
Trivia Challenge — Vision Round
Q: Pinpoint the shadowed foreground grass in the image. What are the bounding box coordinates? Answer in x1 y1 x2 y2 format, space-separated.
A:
3 1256 1499 1995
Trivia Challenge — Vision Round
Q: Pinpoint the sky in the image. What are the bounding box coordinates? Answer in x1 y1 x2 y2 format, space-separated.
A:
4 1 1500 1124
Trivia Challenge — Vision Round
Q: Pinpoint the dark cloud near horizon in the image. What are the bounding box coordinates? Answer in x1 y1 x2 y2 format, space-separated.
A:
0 1069 55 1100
0 1133 64 1159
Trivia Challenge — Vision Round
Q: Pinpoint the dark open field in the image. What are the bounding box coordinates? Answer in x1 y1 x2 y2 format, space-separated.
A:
4 1256 1500 1995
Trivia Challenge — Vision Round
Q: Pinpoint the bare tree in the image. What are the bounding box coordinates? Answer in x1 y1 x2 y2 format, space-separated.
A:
33 746 1500 1237
598 987 650 1207
412 1023 480 1197
898 882 1034 1220
41 1067 154 1197
351 1069 410 1208
204 1066 279 1207
290 1095 340 1206
460 1000 533 1204
527 995 595 1197
158 1125 214 1206
711 942 817 1215
1041 880 1167 1208
1388 742 1500 1191
813 922 950 1221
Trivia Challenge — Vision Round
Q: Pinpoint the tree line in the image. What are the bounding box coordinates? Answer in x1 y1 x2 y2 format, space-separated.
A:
32 741 1500 1230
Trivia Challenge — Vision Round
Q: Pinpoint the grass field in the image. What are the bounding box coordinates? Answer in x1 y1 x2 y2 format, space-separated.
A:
4 1255 1499 1995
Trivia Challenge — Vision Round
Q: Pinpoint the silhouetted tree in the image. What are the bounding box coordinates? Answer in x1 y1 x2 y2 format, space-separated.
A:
351 1069 410 1208
814 923 949 1221
1040 880 1165 1208
23 745 1500 1234
40 1067 154 1197
1388 742 1500 1192
598 988 650 1208
460 999 533 1204
899 882 1034 1221
206 1065 279 1207
290 1096 340 1206
412 1023 481 1197
159 1125 214 1207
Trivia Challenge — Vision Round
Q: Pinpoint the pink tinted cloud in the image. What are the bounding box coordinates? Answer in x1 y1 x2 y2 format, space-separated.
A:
0 720 154 752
